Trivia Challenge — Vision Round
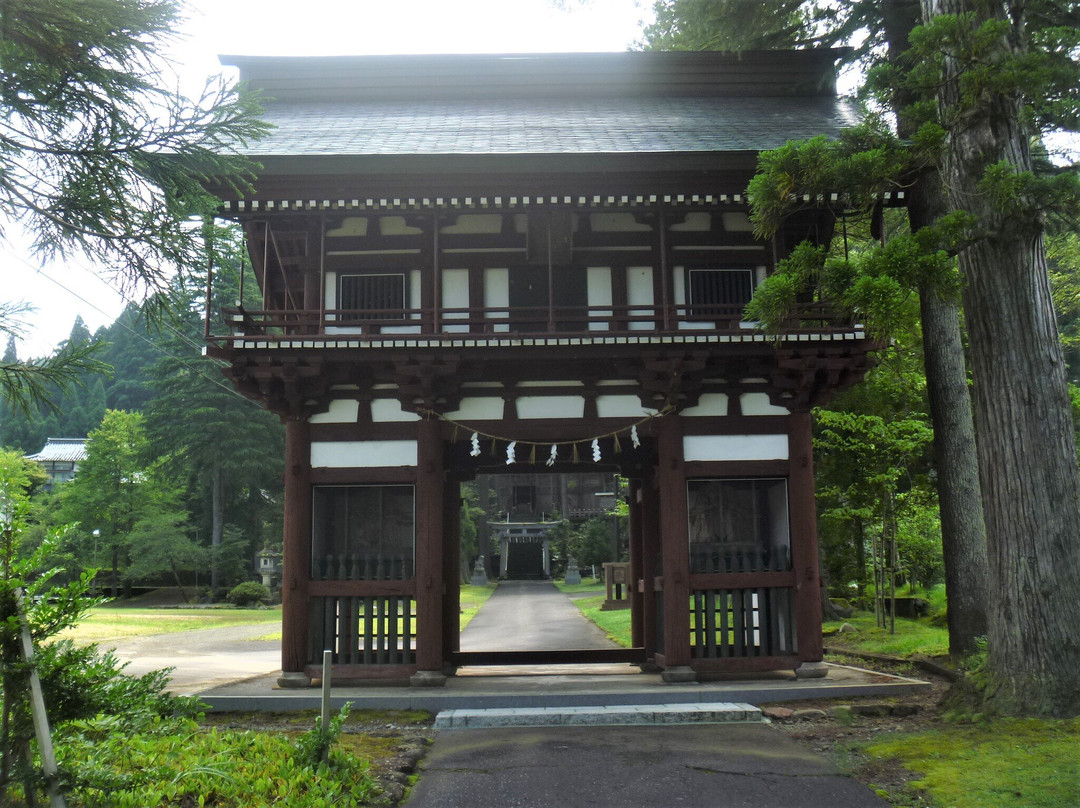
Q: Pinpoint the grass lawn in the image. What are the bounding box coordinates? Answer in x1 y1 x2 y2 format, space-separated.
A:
824 612 950 658
56 606 282 644
459 583 496 630
553 579 632 647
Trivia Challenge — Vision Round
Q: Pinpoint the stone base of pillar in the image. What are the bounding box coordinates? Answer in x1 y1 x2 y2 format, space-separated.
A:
637 660 662 674
794 661 829 679
277 672 312 688
410 669 448 688
660 665 696 684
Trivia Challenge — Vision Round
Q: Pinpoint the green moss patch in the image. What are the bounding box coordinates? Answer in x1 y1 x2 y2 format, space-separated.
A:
864 718 1080 807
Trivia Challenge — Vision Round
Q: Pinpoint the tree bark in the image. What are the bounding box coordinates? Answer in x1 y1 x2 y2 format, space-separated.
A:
925 0 1080 715
210 464 225 596
885 0 990 657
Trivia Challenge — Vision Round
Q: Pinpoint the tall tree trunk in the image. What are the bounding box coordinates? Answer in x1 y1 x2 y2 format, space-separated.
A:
885 0 989 657
210 464 225 596
926 0 1080 715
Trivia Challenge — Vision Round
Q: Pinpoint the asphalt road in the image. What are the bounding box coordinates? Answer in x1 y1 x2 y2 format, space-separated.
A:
460 580 619 652
404 724 890 808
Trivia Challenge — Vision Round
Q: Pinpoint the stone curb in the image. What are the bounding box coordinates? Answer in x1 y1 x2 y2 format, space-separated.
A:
434 701 762 729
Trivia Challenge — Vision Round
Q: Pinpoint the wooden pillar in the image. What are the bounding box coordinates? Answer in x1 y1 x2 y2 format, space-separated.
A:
640 472 661 659
442 478 462 667
656 415 694 681
627 478 644 648
413 417 447 685
789 412 825 667
279 417 312 687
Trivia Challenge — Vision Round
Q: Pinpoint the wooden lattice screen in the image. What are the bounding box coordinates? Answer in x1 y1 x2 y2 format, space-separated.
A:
310 595 416 666
690 586 796 659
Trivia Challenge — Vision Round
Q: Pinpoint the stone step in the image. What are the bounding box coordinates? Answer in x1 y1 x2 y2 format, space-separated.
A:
434 701 762 729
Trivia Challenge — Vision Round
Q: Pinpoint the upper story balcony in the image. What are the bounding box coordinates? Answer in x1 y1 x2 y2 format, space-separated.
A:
205 207 862 354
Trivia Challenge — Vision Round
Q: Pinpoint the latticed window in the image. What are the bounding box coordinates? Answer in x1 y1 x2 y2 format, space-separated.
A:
687 268 754 317
312 485 415 580
338 273 406 320
686 478 790 573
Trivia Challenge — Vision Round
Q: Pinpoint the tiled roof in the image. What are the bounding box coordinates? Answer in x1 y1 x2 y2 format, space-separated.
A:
26 438 87 464
246 96 859 158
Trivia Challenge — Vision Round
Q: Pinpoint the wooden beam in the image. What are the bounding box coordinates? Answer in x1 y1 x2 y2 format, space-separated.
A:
414 417 445 673
657 414 692 669
281 418 312 676
788 411 824 662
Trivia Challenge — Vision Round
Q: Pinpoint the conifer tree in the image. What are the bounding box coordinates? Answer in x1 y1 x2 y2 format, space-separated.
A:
0 0 267 410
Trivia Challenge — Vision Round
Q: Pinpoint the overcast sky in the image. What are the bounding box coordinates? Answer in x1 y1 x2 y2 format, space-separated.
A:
3 0 652 357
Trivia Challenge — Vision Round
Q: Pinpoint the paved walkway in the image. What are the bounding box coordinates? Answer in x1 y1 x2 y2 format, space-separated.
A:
101 622 280 695
403 724 889 808
460 580 619 652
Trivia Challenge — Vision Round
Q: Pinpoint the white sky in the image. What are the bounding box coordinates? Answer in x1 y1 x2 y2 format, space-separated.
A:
2 0 652 357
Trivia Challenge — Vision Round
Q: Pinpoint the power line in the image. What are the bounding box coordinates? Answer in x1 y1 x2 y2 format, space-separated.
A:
1 246 263 409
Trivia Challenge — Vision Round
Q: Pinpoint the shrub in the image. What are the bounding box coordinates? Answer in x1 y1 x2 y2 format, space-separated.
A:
227 581 270 607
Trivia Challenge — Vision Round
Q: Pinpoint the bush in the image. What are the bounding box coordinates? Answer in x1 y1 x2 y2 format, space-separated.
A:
227 581 270 607
33 640 203 723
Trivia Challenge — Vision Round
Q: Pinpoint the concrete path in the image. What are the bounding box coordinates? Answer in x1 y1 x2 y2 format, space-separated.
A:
403 724 889 808
460 580 619 652
101 622 281 695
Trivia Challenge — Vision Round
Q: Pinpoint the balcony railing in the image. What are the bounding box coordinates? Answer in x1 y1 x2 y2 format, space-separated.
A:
209 301 856 347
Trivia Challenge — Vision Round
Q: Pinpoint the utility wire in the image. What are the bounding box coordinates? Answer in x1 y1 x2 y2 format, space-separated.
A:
2 247 263 409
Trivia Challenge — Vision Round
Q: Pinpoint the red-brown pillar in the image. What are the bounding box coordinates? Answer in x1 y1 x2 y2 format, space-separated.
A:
640 472 661 661
279 417 312 687
627 478 644 649
412 417 447 685
656 415 695 681
442 479 462 668
789 411 827 677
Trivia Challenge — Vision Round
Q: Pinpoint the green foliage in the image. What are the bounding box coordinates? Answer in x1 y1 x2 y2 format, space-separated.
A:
29 640 203 727
226 581 270 608
864 718 1080 807
293 703 352 769
824 613 949 658
458 583 496 630
637 0 815 51
569 517 619 568
0 0 268 289
563 593 633 648
50 713 378 807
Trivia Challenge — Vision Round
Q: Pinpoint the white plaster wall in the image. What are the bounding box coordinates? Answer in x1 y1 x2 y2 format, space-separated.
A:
379 216 422 236
597 395 657 418
681 393 729 417
722 212 755 232
587 267 612 331
380 269 422 334
626 266 654 331
516 396 586 419
440 214 503 234
371 399 421 423
326 217 368 237
485 268 510 333
682 434 789 462
670 212 712 231
741 393 790 416
441 268 470 333
673 265 713 330
311 440 418 468
590 212 652 232
309 399 360 424
444 397 505 421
